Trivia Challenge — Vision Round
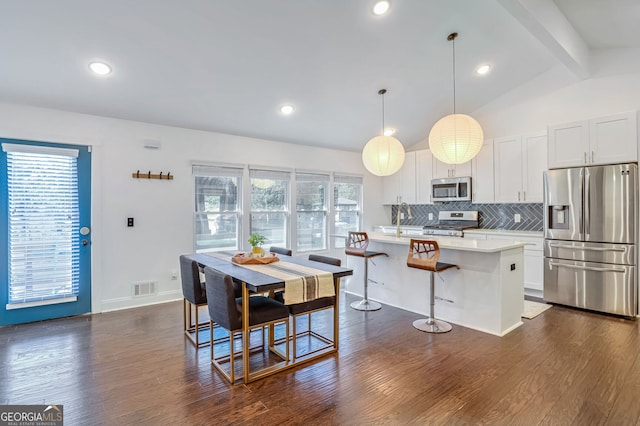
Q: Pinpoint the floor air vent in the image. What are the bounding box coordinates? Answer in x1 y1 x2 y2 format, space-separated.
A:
133 281 157 297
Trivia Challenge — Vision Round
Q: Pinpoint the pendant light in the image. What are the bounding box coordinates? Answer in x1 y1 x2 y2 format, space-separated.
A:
362 89 405 176
429 32 483 165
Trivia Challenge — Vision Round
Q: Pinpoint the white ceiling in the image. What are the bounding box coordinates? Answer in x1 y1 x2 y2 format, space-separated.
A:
0 0 638 152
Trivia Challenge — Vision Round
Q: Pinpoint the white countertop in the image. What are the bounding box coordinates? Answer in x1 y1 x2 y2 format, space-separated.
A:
367 232 529 253
464 229 543 238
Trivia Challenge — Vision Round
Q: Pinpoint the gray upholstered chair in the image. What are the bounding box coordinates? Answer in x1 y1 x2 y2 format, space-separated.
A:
274 254 340 360
406 239 459 333
345 231 388 311
180 255 209 347
204 266 290 384
269 246 292 256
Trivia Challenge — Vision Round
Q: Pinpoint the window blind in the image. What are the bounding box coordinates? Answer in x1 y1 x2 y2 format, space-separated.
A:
4 145 80 304
249 168 291 181
334 174 363 185
192 163 244 178
296 172 330 182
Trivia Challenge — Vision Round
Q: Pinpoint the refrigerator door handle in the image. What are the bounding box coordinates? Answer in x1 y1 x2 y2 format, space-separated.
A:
584 171 590 238
548 262 626 273
548 243 626 252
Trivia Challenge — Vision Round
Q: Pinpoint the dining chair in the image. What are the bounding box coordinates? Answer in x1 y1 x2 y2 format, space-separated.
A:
269 246 293 256
274 254 341 360
406 239 459 333
204 266 290 384
179 255 209 347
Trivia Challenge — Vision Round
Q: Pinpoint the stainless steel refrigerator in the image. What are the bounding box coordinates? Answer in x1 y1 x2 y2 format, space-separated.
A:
543 163 638 317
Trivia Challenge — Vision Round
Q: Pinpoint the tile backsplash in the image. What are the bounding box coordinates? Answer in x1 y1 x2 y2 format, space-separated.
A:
391 202 543 232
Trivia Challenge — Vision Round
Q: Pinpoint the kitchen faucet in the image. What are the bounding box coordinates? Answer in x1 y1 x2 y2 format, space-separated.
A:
396 202 413 237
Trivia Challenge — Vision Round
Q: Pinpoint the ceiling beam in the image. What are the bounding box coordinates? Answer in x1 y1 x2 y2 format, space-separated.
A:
498 0 591 79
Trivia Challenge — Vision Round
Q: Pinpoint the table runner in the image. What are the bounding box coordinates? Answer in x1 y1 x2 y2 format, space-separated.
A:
205 252 335 304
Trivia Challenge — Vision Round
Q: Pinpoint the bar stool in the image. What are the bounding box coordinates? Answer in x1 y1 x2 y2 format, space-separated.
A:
345 231 388 311
406 239 459 333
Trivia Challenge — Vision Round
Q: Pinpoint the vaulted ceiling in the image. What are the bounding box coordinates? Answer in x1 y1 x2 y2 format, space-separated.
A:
1 0 638 151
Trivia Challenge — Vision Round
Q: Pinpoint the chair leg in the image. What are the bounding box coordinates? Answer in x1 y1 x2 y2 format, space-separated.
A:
194 305 199 346
293 314 298 360
230 331 236 383
285 318 290 363
350 257 382 311
184 300 210 347
412 272 452 333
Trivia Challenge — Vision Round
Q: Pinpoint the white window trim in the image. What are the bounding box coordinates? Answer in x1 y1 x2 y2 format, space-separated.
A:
7 296 78 310
2 142 79 157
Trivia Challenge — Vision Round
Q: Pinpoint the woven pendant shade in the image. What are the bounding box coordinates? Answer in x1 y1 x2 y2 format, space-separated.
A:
362 135 405 176
428 113 483 164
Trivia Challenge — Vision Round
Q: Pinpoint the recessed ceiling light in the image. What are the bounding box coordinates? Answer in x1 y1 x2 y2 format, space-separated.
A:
383 128 396 136
372 1 390 15
280 105 294 115
89 61 112 75
476 64 491 75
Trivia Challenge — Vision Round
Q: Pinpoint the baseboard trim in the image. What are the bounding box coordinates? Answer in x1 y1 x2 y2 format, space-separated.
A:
100 290 182 313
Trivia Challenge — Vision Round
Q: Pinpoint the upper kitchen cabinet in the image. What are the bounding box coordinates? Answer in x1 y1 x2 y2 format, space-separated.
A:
382 151 416 204
471 140 494 203
522 133 547 202
494 132 547 203
432 157 472 179
548 111 637 169
416 149 433 204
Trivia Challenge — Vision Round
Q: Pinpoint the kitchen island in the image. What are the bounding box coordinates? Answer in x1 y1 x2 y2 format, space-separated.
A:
344 232 528 336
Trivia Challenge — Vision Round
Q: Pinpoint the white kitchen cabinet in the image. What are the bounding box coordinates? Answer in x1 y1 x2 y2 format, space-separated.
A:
482 232 543 295
494 135 523 203
547 120 588 168
589 112 638 165
416 149 433 204
548 111 637 169
471 140 494 203
432 157 472 179
382 151 416 204
522 133 547 202
494 132 547 203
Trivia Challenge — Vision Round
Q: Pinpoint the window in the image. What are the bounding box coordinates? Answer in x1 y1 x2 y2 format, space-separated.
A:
3 144 80 304
333 174 363 248
193 164 243 252
296 172 329 252
250 168 290 249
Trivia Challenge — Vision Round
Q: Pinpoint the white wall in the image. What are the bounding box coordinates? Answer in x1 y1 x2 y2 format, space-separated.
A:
0 102 387 312
476 68 640 138
409 65 640 150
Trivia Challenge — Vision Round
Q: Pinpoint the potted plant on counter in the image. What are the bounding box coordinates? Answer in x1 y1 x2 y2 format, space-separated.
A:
248 233 266 256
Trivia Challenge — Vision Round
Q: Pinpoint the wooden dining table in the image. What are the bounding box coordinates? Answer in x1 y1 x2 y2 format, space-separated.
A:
184 252 353 383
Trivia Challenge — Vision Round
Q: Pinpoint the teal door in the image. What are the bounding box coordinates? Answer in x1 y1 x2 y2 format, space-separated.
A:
0 138 92 325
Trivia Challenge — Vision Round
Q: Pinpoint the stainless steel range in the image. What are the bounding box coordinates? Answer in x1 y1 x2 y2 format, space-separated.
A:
423 211 479 237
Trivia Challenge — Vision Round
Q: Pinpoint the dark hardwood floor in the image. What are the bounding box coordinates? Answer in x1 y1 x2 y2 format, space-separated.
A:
1 293 639 425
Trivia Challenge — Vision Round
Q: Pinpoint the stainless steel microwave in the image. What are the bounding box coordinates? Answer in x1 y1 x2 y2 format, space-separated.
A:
431 176 472 202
